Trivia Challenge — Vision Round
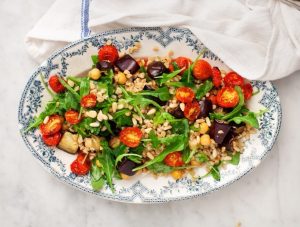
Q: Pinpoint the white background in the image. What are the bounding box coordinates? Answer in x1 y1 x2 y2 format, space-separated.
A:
1 0 300 226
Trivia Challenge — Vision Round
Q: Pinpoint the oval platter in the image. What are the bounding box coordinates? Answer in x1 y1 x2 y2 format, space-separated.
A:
18 27 282 203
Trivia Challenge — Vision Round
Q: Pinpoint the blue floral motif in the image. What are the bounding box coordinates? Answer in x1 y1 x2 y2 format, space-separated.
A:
18 27 282 203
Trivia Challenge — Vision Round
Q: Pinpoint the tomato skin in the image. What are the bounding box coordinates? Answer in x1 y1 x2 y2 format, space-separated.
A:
242 83 253 100
208 95 218 105
119 127 143 148
42 132 62 146
70 152 91 175
49 75 65 93
224 72 244 87
175 87 195 103
216 87 239 108
65 110 81 124
169 57 192 75
98 45 119 63
164 151 184 167
40 115 64 136
212 67 222 87
184 101 201 121
193 59 212 80
80 94 97 108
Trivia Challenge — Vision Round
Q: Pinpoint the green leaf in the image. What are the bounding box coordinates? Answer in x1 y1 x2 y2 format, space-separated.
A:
137 87 171 101
115 153 142 166
79 77 90 98
182 148 195 164
195 80 213 100
40 74 55 98
153 112 174 125
230 153 240 165
148 130 160 148
58 77 80 101
91 177 105 191
113 109 133 128
157 69 182 86
62 92 80 110
147 162 175 173
129 143 144 155
133 135 185 171
210 164 220 181
181 64 193 84
90 162 105 191
165 81 195 88
196 153 209 163
112 144 128 157
229 111 259 129
91 55 98 65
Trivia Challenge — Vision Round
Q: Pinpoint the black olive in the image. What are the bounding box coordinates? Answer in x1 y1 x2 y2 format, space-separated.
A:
117 158 137 176
198 99 213 118
146 61 167 78
96 60 113 71
115 54 140 74
169 105 184 119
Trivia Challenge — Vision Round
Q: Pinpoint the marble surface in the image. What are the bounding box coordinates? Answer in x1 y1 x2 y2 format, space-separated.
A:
1 0 300 226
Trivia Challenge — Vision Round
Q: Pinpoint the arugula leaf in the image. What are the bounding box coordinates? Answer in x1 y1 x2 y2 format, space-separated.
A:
40 74 55 98
73 117 101 137
157 69 182 86
91 177 105 191
61 91 80 111
112 144 128 157
90 161 105 191
196 152 209 163
181 63 193 84
230 153 240 165
229 111 259 129
133 136 185 171
153 112 174 125
115 153 142 166
148 130 160 148
165 81 196 88
137 87 171 101
147 162 175 173
195 80 213 100
129 143 144 155
182 148 196 164
91 55 98 65
58 77 80 101
170 119 189 138
79 77 90 98
210 164 221 181
113 109 133 128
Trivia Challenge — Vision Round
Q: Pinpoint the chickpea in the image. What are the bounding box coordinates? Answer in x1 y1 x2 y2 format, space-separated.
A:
199 122 209 134
120 173 130 180
115 72 127 85
200 134 211 146
109 137 120 148
88 68 101 80
171 170 184 180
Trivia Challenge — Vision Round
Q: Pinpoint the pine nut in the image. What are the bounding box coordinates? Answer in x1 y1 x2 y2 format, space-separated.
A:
43 116 49 124
89 122 100 127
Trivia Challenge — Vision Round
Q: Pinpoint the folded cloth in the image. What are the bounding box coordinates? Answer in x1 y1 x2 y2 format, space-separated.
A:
25 0 300 80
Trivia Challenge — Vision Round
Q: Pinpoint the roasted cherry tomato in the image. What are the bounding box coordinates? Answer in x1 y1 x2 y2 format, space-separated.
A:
42 132 62 146
175 87 195 103
98 45 119 63
164 151 184 167
192 59 212 80
208 94 218 105
40 115 64 136
169 57 192 75
224 72 244 87
48 75 65 93
65 110 81 124
80 94 97 108
212 67 222 87
184 101 201 121
70 152 91 175
119 127 143 148
216 87 239 108
242 83 253 100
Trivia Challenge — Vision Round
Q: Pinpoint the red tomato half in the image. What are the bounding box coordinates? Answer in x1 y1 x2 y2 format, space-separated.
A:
224 72 244 87
208 95 218 105
42 132 62 146
80 94 97 108
184 101 201 121
175 87 195 103
98 45 119 63
70 152 91 175
212 67 222 87
119 127 143 148
169 57 192 75
216 87 239 108
164 151 184 167
242 83 253 100
49 75 65 93
192 59 212 80
65 110 81 124
40 115 64 136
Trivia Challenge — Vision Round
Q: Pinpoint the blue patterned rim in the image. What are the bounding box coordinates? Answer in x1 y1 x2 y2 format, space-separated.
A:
18 27 282 203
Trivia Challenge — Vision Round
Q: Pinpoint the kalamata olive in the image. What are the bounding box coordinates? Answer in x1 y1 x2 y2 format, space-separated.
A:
96 60 113 71
117 158 137 176
115 54 140 74
147 61 167 78
209 120 232 144
169 105 184 119
198 99 212 118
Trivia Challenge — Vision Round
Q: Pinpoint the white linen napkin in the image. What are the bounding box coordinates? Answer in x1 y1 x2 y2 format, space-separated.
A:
25 0 300 80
